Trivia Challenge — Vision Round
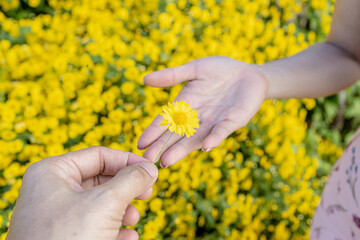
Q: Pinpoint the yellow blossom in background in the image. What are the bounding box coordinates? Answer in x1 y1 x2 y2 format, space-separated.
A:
28 0 40 8
160 101 199 137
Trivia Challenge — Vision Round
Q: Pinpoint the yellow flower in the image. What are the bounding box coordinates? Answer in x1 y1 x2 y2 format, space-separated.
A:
160 101 199 138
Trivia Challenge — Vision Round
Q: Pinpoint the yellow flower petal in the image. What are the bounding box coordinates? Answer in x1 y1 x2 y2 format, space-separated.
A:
159 101 200 137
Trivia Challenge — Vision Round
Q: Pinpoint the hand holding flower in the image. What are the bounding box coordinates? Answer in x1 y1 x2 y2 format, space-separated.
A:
138 56 268 167
7 147 158 240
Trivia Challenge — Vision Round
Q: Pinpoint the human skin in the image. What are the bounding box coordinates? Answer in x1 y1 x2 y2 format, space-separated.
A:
6 147 158 240
138 0 360 168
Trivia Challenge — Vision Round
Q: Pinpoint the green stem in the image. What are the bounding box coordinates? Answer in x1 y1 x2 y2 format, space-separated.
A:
154 132 174 162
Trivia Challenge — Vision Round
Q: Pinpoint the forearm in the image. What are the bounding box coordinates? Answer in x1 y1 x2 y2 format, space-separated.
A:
259 42 360 99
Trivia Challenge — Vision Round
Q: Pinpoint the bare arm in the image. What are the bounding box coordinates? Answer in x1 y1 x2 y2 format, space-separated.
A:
261 0 360 99
139 0 360 166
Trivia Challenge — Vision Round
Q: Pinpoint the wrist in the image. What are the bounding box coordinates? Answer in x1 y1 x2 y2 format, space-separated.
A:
251 63 273 99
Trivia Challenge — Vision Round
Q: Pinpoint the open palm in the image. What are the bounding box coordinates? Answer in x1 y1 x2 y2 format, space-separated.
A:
138 57 269 167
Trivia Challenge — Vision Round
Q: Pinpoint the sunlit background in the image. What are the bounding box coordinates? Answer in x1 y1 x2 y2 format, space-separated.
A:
1 0 359 239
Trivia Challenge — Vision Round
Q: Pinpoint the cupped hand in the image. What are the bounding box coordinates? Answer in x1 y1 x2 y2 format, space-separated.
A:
6 147 158 240
138 56 268 167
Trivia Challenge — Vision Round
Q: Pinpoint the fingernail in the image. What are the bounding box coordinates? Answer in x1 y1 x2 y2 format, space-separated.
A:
135 162 157 177
202 148 212 152
160 162 167 168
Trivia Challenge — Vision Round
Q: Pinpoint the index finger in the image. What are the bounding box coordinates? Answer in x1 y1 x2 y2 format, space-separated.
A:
54 146 148 183
137 115 167 150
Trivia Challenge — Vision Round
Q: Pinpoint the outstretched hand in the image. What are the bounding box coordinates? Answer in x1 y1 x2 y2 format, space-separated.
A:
138 57 268 167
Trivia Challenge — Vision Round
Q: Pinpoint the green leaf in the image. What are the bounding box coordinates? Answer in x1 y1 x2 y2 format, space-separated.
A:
345 99 360 118
324 101 338 122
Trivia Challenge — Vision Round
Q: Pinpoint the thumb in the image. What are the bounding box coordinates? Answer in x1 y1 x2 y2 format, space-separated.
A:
99 161 158 206
143 60 197 87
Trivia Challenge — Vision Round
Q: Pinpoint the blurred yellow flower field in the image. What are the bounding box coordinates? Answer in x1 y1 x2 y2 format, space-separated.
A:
0 0 347 239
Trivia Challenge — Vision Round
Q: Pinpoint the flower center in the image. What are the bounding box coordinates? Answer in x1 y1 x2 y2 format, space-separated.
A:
172 111 187 125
